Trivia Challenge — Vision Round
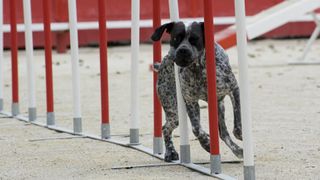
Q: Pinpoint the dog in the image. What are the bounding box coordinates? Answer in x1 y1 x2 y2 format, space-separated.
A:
151 21 243 162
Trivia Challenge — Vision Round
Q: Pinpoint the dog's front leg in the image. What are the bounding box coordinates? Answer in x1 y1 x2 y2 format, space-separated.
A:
162 111 179 162
185 101 210 152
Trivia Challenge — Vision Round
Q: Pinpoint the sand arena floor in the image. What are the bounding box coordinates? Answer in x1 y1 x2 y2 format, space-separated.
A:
0 39 319 179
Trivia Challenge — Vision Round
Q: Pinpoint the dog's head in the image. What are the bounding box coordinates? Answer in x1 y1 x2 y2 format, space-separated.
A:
151 21 205 67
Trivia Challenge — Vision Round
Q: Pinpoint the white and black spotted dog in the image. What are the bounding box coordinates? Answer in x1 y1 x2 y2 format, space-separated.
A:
151 21 243 162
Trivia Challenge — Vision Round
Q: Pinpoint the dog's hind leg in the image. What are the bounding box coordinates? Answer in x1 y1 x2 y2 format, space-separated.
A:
162 111 179 162
229 87 242 141
218 100 243 158
185 101 210 152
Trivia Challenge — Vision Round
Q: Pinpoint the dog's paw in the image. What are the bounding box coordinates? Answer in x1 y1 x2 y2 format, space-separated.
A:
164 149 179 162
233 148 243 159
233 127 243 141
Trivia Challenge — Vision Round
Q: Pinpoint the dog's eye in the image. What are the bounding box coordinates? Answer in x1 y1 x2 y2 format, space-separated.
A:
189 36 199 45
173 36 182 43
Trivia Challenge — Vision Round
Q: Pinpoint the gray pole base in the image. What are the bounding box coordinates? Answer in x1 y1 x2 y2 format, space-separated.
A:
130 128 139 145
47 112 55 126
153 137 163 155
12 102 20 116
0 99 3 111
73 117 82 134
101 123 110 139
28 107 37 121
244 165 255 180
180 144 191 163
210 154 222 174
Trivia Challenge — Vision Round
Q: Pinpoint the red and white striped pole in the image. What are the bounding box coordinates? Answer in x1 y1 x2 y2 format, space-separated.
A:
43 0 55 125
10 0 19 116
98 0 110 139
203 0 221 174
152 0 163 155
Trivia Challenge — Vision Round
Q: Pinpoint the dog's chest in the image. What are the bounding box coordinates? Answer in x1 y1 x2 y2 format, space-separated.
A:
179 64 208 101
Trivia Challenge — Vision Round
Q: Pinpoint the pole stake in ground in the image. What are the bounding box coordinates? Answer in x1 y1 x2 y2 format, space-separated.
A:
0 0 4 112
10 0 20 116
98 0 110 139
23 0 37 122
68 0 82 134
234 0 256 179
129 0 140 145
168 0 191 164
43 0 55 126
152 0 163 155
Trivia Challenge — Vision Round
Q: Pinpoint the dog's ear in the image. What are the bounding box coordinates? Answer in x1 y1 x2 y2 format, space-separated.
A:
200 22 205 45
151 22 175 41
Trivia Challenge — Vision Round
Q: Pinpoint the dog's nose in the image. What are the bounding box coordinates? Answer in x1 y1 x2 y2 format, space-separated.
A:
177 48 191 58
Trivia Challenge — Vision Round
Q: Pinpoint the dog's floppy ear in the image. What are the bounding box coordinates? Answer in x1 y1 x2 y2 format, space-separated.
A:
200 22 205 44
151 22 175 41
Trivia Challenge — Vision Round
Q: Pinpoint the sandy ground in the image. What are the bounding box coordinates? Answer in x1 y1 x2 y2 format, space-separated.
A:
0 39 320 180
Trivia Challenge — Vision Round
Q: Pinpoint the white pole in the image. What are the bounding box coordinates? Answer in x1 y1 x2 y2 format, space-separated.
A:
0 0 3 111
168 0 190 163
234 0 255 179
130 0 140 144
22 0 37 121
68 0 82 134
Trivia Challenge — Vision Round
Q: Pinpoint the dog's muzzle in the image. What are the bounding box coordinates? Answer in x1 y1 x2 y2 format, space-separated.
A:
175 47 194 67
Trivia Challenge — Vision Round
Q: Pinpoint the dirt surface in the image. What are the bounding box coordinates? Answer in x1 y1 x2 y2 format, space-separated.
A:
0 39 319 180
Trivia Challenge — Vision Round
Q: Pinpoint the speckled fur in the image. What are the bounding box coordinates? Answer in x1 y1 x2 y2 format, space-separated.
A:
156 41 243 162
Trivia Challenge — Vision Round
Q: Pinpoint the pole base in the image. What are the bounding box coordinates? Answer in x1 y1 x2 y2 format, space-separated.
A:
180 144 191 163
130 128 139 145
244 165 255 180
73 117 82 134
28 107 37 121
153 137 163 155
12 102 19 116
47 112 55 126
101 123 110 139
0 99 3 111
210 154 222 174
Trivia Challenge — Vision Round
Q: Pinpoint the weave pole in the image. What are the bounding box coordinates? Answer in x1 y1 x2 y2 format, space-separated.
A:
129 0 140 145
22 0 37 121
10 0 19 116
203 0 221 174
168 0 191 163
152 0 163 155
68 0 82 134
234 0 256 179
98 0 110 139
43 0 55 125
0 0 3 111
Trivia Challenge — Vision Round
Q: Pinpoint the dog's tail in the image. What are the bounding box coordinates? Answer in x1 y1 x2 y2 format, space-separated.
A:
152 62 161 73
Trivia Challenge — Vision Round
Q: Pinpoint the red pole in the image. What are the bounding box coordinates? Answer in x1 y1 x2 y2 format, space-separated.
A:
98 0 110 126
203 0 220 155
43 0 55 115
153 0 162 138
9 0 19 105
